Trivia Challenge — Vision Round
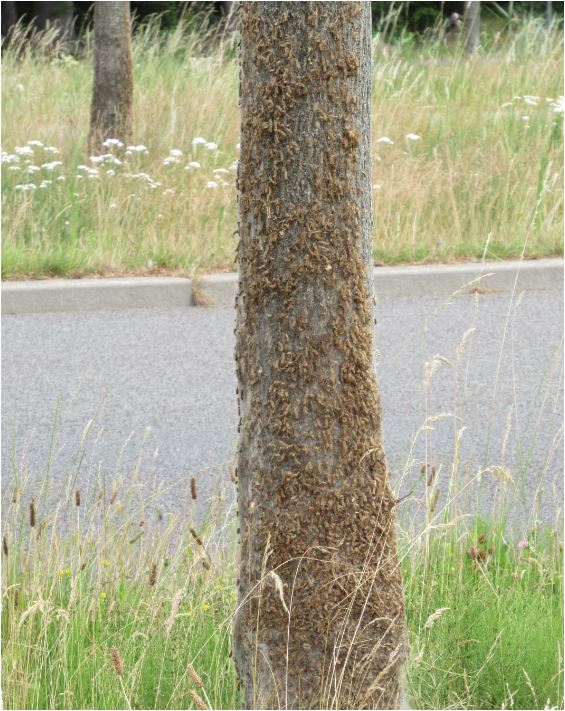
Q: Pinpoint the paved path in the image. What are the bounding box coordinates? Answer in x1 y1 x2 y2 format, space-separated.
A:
2 287 563 536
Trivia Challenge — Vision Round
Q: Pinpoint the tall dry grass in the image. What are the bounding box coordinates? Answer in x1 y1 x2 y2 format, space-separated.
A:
1 15 563 279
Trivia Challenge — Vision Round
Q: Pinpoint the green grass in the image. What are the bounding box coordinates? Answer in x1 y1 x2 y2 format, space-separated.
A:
1 16 563 280
2 469 562 710
404 523 563 709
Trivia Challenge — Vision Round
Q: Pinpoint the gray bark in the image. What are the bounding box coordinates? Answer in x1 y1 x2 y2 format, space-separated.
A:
88 2 133 155
233 3 407 709
545 1 554 30
463 0 480 55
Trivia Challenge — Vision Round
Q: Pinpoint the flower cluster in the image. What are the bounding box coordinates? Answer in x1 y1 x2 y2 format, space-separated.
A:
3 136 240 196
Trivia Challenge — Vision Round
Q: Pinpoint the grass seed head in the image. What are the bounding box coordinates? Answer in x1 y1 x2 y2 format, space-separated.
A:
188 688 207 709
2 536 8 557
111 646 124 676
75 489 81 507
191 477 197 500
165 589 183 634
188 663 205 688
424 607 450 629
29 499 35 528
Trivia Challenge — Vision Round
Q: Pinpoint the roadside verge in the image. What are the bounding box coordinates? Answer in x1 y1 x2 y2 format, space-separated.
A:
2 258 562 315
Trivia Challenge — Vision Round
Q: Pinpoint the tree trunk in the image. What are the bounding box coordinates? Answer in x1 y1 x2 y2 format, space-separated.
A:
463 0 480 55
545 1 554 30
233 3 407 709
88 2 133 155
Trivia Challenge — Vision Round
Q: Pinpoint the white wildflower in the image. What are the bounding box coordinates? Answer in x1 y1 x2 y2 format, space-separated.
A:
15 183 36 191
213 168 229 175
77 164 90 172
102 138 124 148
205 142 218 151
552 96 565 114
206 180 219 189
521 116 530 121
169 148 183 157
26 165 40 174
8 165 20 171
405 133 421 141
163 156 179 166
15 146 34 157
1 153 19 164
56 175 66 182
185 161 201 170
43 146 60 154
106 169 116 176
192 137 207 146
500 102 513 108
236 143 240 150
41 161 62 171
229 161 238 171
39 180 52 188
377 136 394 145
126 144 148 154
162 188 176 196
524 97 538 107
89 155 104 164
372 183 382 190
27 140 44 147
16 83 24 92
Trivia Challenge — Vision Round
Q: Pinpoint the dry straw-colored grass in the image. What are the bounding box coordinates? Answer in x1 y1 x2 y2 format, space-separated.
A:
1 16 563 279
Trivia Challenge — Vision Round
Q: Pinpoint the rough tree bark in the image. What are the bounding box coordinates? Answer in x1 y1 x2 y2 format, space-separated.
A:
463 0 480 55
88 1 133 155
233 3 407 709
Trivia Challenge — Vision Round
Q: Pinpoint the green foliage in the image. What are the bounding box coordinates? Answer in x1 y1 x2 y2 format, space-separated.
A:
404 523 563 709
3 499 561 709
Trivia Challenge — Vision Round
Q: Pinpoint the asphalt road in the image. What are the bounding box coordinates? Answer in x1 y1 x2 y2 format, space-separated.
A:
2 287 563 537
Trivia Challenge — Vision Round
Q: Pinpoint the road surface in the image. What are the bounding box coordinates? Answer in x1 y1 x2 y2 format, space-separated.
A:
2 287 563 537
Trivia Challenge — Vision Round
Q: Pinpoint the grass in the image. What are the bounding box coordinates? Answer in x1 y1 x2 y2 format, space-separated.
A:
1 15 563 280
2 424 562 709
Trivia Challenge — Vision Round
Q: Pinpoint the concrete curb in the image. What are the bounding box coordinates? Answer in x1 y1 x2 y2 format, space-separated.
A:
196 258 564 306
1 276 192 315
2 259 562 314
